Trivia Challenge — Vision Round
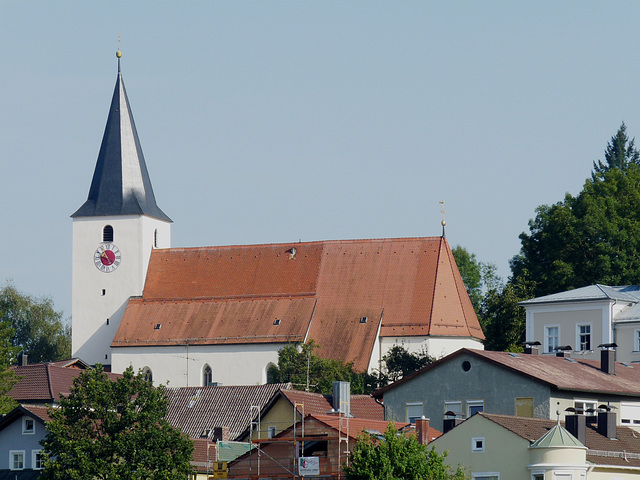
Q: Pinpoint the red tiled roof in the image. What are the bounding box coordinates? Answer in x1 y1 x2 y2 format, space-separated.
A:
376 348 640 397
165 383 292 441
481 413 640 467
310 414 436 441
8 363 121 403
113 237 482 371
279 390 384 420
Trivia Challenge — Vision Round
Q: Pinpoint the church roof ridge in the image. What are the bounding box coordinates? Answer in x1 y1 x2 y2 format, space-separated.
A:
71 52 171 222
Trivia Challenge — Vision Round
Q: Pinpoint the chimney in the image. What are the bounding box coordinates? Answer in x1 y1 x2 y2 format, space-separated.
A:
601 348 615 375
524 346 539 355
565 414 586 445
17 353 27 366
332 381 351 417
555 351 570 358
442 413 463 434
597 411 617 439
212 427 230 442
415 417 430 445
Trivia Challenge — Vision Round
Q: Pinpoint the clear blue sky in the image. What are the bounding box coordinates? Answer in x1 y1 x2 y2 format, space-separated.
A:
2 1 639 318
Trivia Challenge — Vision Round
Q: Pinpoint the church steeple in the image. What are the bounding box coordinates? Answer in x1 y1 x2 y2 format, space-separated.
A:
72 51 171 222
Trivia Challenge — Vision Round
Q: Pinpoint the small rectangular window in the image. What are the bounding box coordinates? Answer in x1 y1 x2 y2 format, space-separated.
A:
531 473 544 480
406 403 423 424
22 418 34 434
574 399 597 417
471 437 485 452
472 474 499 480
545 325 559 353
444 400 463 417
33 451 44 470
515 397 534 417
10 451 24 470
268 426 277 438
467 400 484 417
576 324 591 351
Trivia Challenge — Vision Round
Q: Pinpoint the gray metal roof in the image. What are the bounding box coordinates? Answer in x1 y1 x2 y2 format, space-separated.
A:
71 58 171 222
519 284 640 306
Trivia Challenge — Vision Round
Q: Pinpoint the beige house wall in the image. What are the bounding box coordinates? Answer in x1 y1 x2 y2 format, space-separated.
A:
251 398 301 440
532 308 604 358
431 414 531 479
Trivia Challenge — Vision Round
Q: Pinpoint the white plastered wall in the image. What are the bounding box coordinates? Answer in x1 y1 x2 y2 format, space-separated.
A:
111 343 284 387
72 215 171 366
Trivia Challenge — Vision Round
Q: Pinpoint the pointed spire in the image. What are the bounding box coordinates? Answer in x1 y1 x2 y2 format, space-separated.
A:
72 51 171 222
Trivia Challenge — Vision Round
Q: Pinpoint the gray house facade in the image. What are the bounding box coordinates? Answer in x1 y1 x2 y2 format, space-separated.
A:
374 348 640 433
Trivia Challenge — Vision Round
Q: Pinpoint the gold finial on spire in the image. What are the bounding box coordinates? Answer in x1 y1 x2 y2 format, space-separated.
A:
439 201 446 237
116 33 122 58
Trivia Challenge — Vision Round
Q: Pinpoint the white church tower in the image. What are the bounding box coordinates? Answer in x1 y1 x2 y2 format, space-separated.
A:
71 50 172 367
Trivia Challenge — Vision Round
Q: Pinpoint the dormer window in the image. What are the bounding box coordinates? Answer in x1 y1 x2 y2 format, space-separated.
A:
103 225 114 242
273 319 281 326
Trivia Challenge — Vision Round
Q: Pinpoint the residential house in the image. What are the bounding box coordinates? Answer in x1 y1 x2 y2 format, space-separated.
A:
239 381 384 440
70 53 484 387
0 405 50 479
433 412 640 480
521 284 640 362
375 347 640 433
228 414 432 479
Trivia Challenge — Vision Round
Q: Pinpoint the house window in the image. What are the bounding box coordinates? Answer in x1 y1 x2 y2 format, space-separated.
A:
515 397 534 417
22 417 35 434
33 450 44 470
576 324 591 351
406 403 423 424
545 326 559 353
103 225 114 242
203 364 213 386
10 451 24 470
471 437 485 452
531 473 544 480
574 399 597 416
472 474 499 480
444 400 463 418
467 400 484 417
553 473 572 480
268 426 277 438
635 329 640 352
620 402 640 424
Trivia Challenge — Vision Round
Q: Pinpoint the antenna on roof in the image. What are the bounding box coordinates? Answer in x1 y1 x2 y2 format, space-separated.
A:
439 201 446 238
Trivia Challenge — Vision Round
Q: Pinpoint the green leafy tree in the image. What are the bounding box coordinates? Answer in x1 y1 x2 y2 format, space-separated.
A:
381 345 434 383
40 365 194 480
0 283 70 363
0 311 18 414
343 423 467 480
452 246 501 313
592 122 640 176
267 341 372 394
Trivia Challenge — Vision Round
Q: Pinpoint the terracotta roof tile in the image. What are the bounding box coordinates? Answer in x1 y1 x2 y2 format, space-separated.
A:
279 390 383 420
165 383 292 441
114 237 483 371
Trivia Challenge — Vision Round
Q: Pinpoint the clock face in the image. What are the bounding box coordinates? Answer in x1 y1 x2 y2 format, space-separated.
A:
94 243 121 273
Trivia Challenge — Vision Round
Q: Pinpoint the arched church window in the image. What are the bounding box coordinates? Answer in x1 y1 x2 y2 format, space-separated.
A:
203 364 213 386
142 367 153 383
103 225 114 242
266 362 278 384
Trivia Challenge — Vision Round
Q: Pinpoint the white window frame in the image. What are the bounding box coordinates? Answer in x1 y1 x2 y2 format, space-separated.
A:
32 450 44 470
471 436 485 452
576 323 592 352
22 417 35 434
268 426 277 438
574 399 597 417
406 402 423 424
467 399 484 418
552 472 572 480
635 329 640 352
10 451 25 470
545 325 559 354
472 473 499 480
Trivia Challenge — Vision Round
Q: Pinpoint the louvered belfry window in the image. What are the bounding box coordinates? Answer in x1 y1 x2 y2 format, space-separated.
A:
103 225 114 242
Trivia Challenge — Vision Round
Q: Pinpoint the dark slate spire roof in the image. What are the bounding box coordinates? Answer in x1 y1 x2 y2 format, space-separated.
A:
72 55 171 222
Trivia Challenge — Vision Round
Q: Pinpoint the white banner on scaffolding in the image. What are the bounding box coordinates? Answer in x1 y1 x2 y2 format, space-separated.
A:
298 456 320 476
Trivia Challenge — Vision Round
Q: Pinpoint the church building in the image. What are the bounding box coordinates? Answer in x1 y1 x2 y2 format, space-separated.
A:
71 52 484 387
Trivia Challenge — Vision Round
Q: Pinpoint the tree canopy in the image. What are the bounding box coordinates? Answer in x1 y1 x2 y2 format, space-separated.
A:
0 283 70 363
40 365 193 480
343 423 467 480
479 123 640 351
452 246 501 314
380 345 434 384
